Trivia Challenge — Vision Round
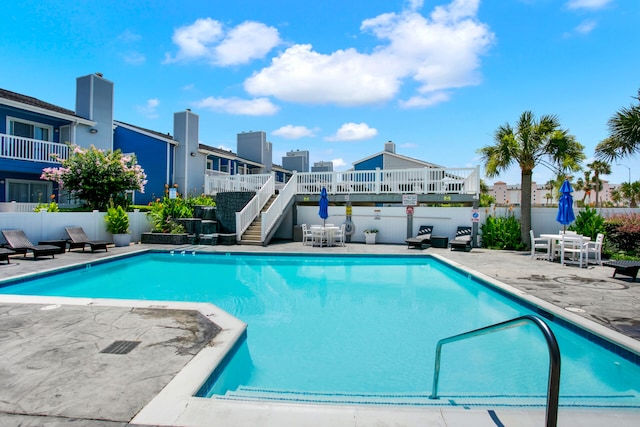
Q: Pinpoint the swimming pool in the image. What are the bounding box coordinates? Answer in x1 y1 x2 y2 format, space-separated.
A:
1 252 640 409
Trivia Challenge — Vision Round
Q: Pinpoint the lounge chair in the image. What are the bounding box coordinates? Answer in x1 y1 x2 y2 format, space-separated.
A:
449 226 473 251
65 227 110 252
1 230 60 259
0 247 16 264
405 225 433 249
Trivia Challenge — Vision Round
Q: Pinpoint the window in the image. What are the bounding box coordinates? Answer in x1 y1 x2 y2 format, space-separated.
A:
8 117 52 141
6 179 52 203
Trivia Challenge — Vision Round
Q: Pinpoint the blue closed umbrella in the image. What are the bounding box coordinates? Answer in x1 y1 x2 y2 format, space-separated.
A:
318 187 329 226
556 179 575 231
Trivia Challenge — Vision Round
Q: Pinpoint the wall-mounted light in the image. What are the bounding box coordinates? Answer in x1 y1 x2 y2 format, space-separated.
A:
190 152 196 157
90 128 98 134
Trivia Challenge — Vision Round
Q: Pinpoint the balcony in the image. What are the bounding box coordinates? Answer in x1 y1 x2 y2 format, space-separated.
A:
0 133 68 164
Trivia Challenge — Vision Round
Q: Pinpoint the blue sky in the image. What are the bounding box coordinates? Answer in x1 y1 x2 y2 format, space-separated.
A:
2 0 639 185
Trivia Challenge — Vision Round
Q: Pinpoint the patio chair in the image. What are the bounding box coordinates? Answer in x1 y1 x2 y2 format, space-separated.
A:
530 230 551 260
301 224 313 246
334 224 346 247
583 233 604 266
405 225 433 249
559 234 585 267
0 247 16 264
65 227 110 252
449 226 473 251
1 230 60 259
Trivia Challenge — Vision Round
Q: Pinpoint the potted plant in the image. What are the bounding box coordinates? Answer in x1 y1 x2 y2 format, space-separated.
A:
106 205 131 247
364 229 378 245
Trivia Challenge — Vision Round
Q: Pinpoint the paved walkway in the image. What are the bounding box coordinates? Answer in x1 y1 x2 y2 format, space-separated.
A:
0 242 639 426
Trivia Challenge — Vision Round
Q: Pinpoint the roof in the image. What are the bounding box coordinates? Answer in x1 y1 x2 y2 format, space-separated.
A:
353 149 445 169
0 89 89 119
114 120 175 144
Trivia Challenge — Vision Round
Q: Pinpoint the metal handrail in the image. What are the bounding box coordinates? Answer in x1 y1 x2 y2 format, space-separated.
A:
429 315 561 427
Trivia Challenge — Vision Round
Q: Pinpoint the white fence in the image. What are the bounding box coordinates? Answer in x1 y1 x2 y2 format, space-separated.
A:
205 173 271 195
0 211 152 245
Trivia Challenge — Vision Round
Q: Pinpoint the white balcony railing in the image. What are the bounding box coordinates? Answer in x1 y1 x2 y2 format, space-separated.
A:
0 133 68 163
205 173 271 195
294 167 480 195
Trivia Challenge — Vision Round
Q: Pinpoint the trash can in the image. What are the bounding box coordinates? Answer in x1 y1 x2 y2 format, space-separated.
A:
293 225 303 242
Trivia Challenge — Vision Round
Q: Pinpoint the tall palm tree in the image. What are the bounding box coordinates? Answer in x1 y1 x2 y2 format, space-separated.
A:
620 181 640 208
586 160 611 207
478 111 585 248
595 89 640 161
576 171 593 206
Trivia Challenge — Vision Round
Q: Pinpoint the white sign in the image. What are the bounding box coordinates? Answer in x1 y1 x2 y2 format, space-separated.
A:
471 209 480 222
402 194 418 206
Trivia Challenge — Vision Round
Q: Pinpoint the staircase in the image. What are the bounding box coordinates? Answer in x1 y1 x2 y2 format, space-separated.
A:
240 194 278 245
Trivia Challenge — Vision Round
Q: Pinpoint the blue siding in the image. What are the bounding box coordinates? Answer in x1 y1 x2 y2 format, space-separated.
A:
354 155 383 171
114 126 173 205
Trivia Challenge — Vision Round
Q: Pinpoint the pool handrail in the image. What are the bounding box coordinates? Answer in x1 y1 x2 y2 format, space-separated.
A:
429 315 561 427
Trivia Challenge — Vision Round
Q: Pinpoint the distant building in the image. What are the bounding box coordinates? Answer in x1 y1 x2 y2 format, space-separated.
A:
311 161 333 172
282 150 309 172
489 180 616 206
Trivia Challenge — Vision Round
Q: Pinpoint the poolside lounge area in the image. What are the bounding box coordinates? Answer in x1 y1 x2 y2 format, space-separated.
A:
1 242 639 426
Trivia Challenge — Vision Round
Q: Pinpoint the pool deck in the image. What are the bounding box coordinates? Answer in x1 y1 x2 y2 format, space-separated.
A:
0 242 639 426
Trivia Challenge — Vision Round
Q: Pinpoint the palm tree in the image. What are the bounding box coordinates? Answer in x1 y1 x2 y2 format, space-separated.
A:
576 171 593 206
620 181 640 208
586 160 611 207
595 89 640 161
478 111 585 248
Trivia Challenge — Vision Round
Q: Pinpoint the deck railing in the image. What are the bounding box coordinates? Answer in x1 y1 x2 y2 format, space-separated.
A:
205 173 271 194
0 134 68 163
261 173 297 241
205 167 480 197
294 167 480 195
235 175 275 241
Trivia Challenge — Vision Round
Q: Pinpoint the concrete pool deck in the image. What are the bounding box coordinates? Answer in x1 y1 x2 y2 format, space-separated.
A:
0 242 639 426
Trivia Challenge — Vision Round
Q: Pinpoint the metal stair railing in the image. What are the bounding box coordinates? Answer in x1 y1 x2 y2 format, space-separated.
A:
429 315 561 427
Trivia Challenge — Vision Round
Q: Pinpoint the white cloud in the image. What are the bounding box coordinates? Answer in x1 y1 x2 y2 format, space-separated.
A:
272 125 317 139
325 123 378 141
118 30 142 43
244 0 493 107
215 21 281 66
164 18 280 66
331 158 348 169
136 98 160 119
193 96 279 116
566 0 613 10
399 92 451 108
574 19 597 34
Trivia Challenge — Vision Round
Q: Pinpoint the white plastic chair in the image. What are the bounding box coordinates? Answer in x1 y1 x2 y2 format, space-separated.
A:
530 230 551 260
560 234 585 267
301 224 313 246
334 224 346 247
583 233 604 266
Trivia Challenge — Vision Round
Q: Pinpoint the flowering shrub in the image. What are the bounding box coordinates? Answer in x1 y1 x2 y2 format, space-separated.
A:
604 213 640 258
41 145 147 211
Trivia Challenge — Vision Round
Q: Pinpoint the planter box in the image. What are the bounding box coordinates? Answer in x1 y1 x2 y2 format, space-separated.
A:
141 232 188 245
364 233 377 245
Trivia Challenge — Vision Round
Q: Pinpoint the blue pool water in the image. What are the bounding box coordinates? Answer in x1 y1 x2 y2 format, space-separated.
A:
1 252 640 408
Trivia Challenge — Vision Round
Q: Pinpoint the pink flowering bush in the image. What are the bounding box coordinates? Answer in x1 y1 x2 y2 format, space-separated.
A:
41 144 147 211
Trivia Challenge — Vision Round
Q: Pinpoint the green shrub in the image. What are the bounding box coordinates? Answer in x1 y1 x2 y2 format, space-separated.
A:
480 214 524 250
105 205 130 234
568 206 605 240
147 196 191 233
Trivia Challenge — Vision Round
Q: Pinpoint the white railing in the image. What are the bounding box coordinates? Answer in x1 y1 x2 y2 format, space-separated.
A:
205 169 230 177
261 173 297 241
235 175 275 241
294 167 480 195
205 173 271 195
0 133 68 163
